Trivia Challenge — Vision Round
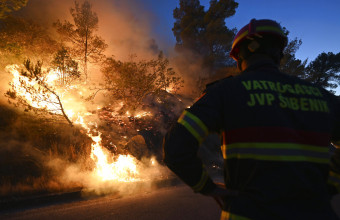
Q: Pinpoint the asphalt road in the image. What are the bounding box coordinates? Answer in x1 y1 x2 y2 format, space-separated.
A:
1 184 340 220
0 185 221 220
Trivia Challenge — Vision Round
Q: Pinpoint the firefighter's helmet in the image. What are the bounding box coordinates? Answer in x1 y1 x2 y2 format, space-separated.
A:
230 19 288 61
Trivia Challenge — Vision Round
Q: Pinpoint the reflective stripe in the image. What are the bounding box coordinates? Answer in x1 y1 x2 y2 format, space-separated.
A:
221 145 227 159
329 171 340 192
225 143 330 164
221 131 227 159
221 211 250 220
256 25 285 35
178 110 208 143
192 169 209 192
232 30 249 48
232 25 284 49
228 143 328 153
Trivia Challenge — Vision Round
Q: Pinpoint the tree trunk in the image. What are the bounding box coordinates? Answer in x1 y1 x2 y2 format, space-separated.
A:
84 29 89 83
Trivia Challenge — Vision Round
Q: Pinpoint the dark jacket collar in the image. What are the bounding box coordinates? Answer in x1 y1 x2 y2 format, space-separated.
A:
243 60 279 73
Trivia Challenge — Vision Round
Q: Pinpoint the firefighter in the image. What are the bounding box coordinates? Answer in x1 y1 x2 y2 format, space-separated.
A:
163 18 340 219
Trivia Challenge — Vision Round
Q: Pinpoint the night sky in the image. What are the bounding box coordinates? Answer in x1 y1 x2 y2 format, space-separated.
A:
140 0 340 94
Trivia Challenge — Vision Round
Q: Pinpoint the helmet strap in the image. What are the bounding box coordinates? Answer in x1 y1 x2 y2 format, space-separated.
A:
237 58 243 71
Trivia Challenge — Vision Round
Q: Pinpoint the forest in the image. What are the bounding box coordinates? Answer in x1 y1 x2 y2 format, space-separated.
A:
0 0 339 197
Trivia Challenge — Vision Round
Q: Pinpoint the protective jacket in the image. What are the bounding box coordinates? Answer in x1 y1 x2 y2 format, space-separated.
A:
163 61 340 220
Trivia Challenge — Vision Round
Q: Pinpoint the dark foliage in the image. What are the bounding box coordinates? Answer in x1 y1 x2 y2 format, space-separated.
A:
173 0 238 72
305 52 340 92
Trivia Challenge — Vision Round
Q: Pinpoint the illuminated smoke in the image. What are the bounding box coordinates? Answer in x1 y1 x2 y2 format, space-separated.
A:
1 0 209 196
6 61 170 196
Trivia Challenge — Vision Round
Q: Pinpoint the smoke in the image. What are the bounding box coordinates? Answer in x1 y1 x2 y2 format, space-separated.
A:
0 138 43 196
15 0 160 60
7 0 212 99
93 0 160 60
0 106 172 197
47 155 171 196
170 50 210 98
13 0 73 26
0 0 212 197
0 72 12 105
15 0 210 96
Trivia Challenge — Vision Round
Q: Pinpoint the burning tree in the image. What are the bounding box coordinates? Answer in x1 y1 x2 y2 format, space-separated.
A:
0 16 58 68
0 0 28 19
99 52 183 111
6 59 73 126
1 0 180 197
51 46 81 86
54 0 108 82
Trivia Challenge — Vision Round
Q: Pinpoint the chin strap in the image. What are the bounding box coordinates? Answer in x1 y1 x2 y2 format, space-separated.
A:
237 55 244 71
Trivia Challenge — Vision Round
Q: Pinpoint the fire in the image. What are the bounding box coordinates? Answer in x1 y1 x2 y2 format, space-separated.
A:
7 65 70 115
7 65 59 112
7 64 156 184
78 117 141 183
134 111 152 118
45 69 60 84
126 111 152 119
94 153 139 182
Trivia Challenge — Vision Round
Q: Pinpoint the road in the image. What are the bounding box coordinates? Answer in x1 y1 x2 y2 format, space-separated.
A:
0 185 221 220
1 184 340 220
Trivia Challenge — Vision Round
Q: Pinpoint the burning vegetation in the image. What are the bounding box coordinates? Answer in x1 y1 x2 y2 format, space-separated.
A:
0 0 187 197
7 0 333 198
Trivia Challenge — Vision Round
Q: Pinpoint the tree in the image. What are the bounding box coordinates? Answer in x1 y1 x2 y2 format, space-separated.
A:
280 28 307 78
173 0 238 72
279 28 340 93
6 59 73 126
54 0 108 82
99 52 183 110
0 16 58 68
304 52 340 93
173 0 205 53
0 0 28 19
203 0 238 68
51 47 81 86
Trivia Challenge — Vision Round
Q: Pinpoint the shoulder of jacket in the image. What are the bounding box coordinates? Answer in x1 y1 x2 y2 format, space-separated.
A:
205 75 234 90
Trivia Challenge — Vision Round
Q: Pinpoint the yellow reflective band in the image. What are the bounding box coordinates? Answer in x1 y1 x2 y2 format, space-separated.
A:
227 154 329 164
221 210 250 220
226 143 329 164
232 26 284 50
184 111 209 134
178 119 203 143
228 143 328 153
329 171 340 193
329 171 340 181
177 110 209 144
232 30 249 48
221 145 227 159
192 169 209 192
256 25 285 35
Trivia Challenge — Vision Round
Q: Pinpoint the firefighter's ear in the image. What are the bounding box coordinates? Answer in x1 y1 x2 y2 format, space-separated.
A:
248 41 260 52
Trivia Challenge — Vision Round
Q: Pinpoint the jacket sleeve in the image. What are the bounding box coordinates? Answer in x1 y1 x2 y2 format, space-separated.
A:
331 96 340 147
329 96 340 194
163 123 217 193
163 84 224 194
329 148 340 194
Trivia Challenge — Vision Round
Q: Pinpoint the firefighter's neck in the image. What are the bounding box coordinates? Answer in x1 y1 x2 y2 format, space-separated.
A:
241 54 278 71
